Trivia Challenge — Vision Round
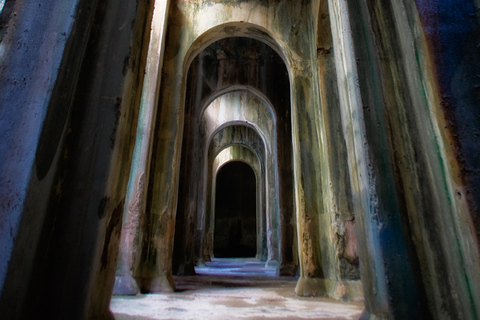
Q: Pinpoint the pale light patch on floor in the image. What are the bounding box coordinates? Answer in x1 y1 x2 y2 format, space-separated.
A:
111 286 363 320
110 259 364 320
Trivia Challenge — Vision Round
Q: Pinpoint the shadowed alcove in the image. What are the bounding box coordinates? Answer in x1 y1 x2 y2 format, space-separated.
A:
214 161 257 258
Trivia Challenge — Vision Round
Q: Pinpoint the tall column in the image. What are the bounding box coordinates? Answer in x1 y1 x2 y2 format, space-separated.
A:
276 106 297 276
0 1 90 316
114 0 170 295
328 0 432 317
291 59 335 297
328 1 392 316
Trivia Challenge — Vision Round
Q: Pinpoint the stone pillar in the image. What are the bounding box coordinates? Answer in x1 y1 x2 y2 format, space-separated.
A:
172 103 200 276
0 1 91 316
276 100 297 276
328 0 430 317
114 0 170 294
316 0 363 301
328 1 391 315
291 60 334 296
135 0 192 293
0 0 152 318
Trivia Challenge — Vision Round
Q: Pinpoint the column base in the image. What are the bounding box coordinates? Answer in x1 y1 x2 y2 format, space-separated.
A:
265 259 279 268
92 308 116 320
136 274 175 293
175 262 196 276
276 262 298 276
332 279 364 302
196 258 206 267
295 277 364 301
359 310 388 320
294 277 328 297
113 274 140 295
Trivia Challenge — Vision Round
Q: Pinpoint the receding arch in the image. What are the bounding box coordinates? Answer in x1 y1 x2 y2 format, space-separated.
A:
174 35 295 274
202 91 276 151
198 90 278 265
204 125 268 263
200 87 277 127
183 22 292 79
152 18 297 289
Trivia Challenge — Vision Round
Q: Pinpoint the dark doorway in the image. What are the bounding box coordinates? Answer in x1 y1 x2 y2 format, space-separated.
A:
214 161 257 258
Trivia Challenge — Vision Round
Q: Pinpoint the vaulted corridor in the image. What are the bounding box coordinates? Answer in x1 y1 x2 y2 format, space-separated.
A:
1 1 480 319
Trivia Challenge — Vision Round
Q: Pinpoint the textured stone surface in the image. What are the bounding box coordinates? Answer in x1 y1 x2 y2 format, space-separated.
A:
114 0 170 296
111 259 363 320
112 285 363 320
1 0 479 319
0 0 154 318
146 0 340 298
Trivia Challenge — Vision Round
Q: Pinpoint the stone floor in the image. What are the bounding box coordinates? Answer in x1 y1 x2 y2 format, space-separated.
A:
110 259 364 320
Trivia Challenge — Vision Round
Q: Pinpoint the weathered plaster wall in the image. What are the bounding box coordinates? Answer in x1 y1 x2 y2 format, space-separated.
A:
0 0 84 299
415 0 480 223
411 1 480 318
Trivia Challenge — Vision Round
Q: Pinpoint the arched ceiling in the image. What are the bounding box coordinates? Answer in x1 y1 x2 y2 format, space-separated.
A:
186 37 290 121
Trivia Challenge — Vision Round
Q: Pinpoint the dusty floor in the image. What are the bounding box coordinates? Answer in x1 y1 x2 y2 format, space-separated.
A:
110 259 364 320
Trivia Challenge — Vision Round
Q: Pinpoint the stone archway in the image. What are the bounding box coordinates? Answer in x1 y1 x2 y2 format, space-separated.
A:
117 15 340 297
173 37 295 276
206 133 266 262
